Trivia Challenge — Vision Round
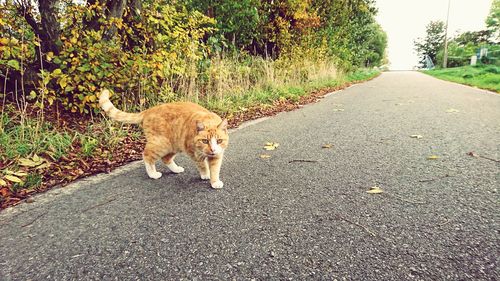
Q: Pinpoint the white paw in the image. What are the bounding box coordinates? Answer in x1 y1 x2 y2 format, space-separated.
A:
169 166 185 174
200 173 210 180
148 171 162 179
211 180 224 189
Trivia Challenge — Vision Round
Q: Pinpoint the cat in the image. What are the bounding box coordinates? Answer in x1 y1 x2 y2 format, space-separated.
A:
99 89 229 189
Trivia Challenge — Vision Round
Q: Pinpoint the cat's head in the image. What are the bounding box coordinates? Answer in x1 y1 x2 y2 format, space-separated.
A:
194 119 229 158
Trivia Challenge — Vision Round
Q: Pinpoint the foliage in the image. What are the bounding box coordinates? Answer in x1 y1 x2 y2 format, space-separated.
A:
1 0 385 115
414 20 446 67
486 0 500 41
425 64 500 92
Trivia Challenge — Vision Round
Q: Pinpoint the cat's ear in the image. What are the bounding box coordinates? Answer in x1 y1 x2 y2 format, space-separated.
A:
218 119 228 131
196 121 205 132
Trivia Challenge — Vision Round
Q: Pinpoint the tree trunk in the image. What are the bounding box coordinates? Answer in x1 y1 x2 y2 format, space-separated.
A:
38 0 62 55
103 0 127 40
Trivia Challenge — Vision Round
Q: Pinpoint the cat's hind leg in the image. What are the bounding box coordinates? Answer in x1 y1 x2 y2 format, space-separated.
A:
162 153 185 174
143 145 163 179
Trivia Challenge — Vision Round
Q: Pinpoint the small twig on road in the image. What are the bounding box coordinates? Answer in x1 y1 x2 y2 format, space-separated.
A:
288 159 319 163
334 214 377 237
467 152 500 163
20 212 47 228
81 198 117 213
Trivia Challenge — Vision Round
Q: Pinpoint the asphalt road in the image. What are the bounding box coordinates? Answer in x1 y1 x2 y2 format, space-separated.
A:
1 71 498 280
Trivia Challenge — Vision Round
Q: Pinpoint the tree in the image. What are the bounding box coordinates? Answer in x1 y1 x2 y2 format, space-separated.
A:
414 20 446 67
486 0 500 41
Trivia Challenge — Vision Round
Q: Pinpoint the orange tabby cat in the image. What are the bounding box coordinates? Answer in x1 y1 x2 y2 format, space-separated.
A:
99 89 229 189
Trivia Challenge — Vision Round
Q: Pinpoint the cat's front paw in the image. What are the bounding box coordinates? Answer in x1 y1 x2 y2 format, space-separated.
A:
169 166 185 174
200 173 210 180
148 171 163 179
211 180 224 189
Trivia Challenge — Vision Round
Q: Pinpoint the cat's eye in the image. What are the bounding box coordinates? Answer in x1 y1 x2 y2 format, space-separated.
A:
201 139 209 144
217 139 223 144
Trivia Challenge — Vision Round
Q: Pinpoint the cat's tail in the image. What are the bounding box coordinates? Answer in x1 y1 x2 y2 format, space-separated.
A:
99 89 144 124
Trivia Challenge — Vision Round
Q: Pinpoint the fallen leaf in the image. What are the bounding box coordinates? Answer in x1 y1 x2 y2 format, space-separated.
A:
427 155 440 160
264 142 279 150
260 154 271 159
13 171 28 177
445 108 459 113
5 175 23 183
367 186 383 194
34 163 51 170
18 158 39 167
0 179 7 186
32 154 41 163
467 151 478 157
410 135 423 139
332 108 345 112
322 144 333 148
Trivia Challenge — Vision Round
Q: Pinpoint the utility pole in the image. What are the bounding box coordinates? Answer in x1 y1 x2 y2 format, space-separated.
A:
443 0 451 68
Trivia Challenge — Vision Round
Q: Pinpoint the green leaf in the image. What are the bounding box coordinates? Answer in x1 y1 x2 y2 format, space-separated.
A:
7 60 20 70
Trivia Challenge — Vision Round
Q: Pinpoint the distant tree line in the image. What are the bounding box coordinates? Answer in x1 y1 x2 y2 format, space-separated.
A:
414 0 500 68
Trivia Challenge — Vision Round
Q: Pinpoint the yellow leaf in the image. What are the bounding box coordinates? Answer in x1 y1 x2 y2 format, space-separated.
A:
32 154 41 163
322 144 333 148
445 108 459 113
5 175 23 183
367 186 383 194
59 77 68 88
53 68 62 75
410 135 423 139
13 171 28 177
260 154 271 159
70 37 78 44
35 163 51 170
427 155 439 160
264 142 279 150
19 158 38 167
46 51 54 61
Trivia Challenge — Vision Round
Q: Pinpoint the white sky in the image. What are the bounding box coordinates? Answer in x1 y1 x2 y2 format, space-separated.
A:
375 0 493 70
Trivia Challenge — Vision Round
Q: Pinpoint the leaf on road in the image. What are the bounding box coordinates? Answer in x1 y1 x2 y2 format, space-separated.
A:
332 108 344 112
264 142 279 150
260 154 271 159
467 151 478 157
5 175 23 183
427 155 440 160
367 186 383 194
322 144 333 148
445 108 459 113
410 135 423 139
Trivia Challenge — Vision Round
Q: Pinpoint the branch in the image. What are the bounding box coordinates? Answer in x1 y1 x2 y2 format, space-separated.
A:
15 0 42 38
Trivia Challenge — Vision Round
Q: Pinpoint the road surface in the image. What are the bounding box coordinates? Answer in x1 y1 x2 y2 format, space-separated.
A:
1 71 498 280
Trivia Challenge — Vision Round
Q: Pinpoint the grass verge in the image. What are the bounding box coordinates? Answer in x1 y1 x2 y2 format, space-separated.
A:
0 67 379 209
424 64 500 93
